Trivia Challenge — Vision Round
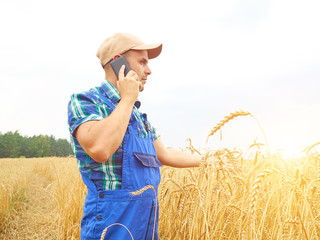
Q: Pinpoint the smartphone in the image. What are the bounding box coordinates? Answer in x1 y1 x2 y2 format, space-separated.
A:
110 56 131 79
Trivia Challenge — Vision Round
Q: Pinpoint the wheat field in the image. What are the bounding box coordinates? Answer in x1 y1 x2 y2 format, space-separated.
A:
1 111 320 239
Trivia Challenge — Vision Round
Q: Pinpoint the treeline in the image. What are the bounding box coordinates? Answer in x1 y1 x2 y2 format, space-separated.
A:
0 131 74 158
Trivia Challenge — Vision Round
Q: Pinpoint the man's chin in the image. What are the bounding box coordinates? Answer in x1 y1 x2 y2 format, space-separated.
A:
139 83 145 92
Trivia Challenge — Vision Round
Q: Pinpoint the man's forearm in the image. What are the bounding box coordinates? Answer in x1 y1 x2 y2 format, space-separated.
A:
154 138 202 168
162 148 202 168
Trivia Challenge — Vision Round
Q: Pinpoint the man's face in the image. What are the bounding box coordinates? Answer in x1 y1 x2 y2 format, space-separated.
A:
124 50 152 92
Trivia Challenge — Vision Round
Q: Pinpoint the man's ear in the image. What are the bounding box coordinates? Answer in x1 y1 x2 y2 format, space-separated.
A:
112 54 121 60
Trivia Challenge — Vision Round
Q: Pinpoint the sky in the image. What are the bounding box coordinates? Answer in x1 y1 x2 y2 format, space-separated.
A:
0 0 319 158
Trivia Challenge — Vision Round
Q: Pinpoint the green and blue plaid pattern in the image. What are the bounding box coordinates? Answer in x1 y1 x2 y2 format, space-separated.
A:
68 79 157 190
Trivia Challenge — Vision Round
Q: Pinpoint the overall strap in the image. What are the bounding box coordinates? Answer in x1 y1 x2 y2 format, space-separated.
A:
80 171 97 193
91 91 116 111
91 91 137 129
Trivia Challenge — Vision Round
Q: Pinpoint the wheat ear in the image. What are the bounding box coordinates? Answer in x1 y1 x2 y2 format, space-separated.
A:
250 169 273 217
131 185 155 196
206 110 270 152
100 223 134 240
206 110 252 142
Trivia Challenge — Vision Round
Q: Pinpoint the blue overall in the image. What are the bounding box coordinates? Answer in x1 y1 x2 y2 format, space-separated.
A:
80 93 162 240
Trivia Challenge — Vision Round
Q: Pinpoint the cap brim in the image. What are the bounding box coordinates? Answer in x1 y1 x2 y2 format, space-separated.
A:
131 43 162 59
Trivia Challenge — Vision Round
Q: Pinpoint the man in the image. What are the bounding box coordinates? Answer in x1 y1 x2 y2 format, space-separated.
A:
68 33 203 240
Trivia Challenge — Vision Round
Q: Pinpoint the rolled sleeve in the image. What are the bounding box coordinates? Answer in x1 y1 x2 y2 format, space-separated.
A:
68 92 104 136
150 125 158 141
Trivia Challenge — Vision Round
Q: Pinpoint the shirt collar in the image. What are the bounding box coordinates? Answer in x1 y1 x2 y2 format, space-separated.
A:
99 79 141 109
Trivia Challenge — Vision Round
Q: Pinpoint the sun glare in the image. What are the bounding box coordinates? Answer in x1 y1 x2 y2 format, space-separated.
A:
273 146 305 161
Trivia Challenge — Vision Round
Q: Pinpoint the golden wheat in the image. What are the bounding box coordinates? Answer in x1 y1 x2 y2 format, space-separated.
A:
207 110 253 141
100 223 134 240
2 146 320 239
1 110 320 239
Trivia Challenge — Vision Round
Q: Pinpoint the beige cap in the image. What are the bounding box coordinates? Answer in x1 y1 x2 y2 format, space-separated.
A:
96 33 162 67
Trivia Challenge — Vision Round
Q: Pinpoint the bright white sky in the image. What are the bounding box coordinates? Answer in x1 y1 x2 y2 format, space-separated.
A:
1 0 319 158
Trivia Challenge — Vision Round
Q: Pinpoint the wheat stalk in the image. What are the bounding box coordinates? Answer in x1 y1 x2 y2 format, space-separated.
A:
186 138 201 155
304 142 320 153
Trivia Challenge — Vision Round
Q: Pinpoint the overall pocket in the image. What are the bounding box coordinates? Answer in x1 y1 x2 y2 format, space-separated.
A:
133 152 162 168
93 197 153 240
133 152 162 188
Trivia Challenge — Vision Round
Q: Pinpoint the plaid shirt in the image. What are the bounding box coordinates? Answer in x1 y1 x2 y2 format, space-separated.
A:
67 79 157 191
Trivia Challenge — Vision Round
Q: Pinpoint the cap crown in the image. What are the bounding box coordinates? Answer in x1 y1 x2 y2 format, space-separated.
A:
96 33 162 67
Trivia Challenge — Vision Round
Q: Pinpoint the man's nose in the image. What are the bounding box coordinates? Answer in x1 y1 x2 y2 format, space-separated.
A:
145 64 152 75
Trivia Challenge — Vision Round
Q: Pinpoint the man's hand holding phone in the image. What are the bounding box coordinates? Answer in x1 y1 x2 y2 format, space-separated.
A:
110 56 142 105
117 65 142 105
